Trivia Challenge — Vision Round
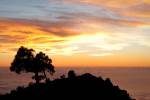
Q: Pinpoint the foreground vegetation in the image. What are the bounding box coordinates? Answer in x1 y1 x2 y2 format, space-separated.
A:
0 46 135 99
1 71 135 100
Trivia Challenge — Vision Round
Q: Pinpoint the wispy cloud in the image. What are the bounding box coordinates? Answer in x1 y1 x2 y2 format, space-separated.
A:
90 53 114 56
0 16 150 57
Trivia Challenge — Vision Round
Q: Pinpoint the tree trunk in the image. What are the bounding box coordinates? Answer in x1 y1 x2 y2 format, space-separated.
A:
43 71 48 82
35 72 39 84
43 71 46 78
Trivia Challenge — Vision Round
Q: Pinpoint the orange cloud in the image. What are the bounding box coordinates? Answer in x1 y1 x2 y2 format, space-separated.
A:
88 17 150 27
66 0 143 7
0 16 149 56
66 0 150 19
0 0 150 68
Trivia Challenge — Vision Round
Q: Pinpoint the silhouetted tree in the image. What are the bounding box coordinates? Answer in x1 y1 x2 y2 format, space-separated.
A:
60 74 66 79
68 70 76 78
10 46 55 83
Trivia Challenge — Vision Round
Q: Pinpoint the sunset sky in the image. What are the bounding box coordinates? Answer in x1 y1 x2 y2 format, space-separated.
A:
0 0 150 67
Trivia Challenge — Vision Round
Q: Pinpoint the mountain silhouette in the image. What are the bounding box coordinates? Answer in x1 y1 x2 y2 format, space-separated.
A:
1 47 135 99
1 71 135 100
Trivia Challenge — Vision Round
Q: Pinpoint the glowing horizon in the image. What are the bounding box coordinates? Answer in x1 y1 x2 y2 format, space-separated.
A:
0 0 150 67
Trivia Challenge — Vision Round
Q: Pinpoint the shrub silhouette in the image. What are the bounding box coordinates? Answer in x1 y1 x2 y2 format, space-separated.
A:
68 70 76 78
10 46 55 83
